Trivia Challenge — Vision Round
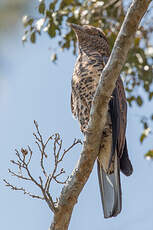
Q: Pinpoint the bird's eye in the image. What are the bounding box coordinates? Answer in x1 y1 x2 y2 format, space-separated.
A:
99 34 103 38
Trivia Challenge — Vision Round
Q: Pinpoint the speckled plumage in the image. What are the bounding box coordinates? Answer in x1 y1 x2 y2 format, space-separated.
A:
70 24 133 218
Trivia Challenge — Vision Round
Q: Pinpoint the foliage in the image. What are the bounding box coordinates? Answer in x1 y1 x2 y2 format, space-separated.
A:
22 0 153 157
145 150 153 159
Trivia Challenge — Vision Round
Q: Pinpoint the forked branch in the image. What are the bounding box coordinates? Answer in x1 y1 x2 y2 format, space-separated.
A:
4 120 81 214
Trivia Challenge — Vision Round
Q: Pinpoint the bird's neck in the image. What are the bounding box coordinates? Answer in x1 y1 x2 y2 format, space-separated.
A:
78 47 106 64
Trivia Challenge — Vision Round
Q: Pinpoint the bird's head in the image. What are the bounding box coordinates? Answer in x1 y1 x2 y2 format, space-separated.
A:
69 23 110 55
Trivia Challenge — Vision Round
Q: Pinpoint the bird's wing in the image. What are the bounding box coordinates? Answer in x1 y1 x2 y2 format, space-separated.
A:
109 77 133 176
116 77 127 158
97 68 122 217
108 77 127 165
100 55 131 174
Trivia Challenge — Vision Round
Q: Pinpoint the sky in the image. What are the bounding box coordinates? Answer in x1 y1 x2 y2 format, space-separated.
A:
1 2 153 230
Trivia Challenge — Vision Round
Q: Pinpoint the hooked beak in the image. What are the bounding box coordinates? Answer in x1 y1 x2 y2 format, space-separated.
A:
68 23 84 33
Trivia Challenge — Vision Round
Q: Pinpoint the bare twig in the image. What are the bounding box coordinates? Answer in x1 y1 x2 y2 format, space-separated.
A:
33 120 48 177
4 120 81 216
53 177 68 185
3 179 44 199
58 139 82 163
45 136 81 192
8 169 30 181
27 146 33 165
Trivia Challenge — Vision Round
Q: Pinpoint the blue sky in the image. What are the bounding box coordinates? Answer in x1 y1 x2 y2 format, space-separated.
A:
1 4 153 230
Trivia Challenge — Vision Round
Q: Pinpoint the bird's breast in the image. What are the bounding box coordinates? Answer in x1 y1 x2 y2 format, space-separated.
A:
71 53 105 132
73 53 105 91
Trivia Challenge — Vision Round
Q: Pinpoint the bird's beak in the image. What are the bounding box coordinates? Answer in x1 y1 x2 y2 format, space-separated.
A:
68 23 84 33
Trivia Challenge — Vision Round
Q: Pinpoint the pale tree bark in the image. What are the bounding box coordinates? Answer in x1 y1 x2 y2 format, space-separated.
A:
50 1 152 230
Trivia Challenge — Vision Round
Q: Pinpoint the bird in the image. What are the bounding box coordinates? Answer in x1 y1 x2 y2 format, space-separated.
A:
70 23 133 218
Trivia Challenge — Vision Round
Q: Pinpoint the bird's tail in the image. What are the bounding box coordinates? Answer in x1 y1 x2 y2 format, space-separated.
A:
97 151 121 218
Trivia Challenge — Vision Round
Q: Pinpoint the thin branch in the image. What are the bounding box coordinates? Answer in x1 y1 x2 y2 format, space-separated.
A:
45 137 81 192
53 177 68 185
34 120 43 143
54 168 65 178
58 139 82 163
27 146 33 166
46 191 58 211
33 121 48 177
4 121 81 218
3 179 44 199
41 187 57 213
8 169 31 181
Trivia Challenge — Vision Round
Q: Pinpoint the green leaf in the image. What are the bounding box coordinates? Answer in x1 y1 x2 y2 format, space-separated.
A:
125 87 133 93
143 122 148 130
134 37 140 46
140 127 151 143
47 22 56 38
39 2 46 14
49 0 58 11
60 0 74 9
46 10 52 18
49 3 54 10
51 53 57 63
145 150 153 159
149 91 153 101
144 82 150 92
140 133 146 143
127 96 136 107
30 32 36 43
22 16 34 27
136 96 143 106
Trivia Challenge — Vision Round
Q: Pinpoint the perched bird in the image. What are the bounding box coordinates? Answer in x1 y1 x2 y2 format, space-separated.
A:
70 24 133 218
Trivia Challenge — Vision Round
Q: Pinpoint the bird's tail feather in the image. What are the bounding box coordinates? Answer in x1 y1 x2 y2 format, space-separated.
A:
97 151 121 218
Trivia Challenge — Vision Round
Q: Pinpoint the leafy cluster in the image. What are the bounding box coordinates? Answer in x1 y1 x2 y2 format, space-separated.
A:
22 0 153 157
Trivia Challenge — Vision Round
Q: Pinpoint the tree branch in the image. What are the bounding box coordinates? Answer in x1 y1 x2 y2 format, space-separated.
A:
4 121 81 217
50 1 151 230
